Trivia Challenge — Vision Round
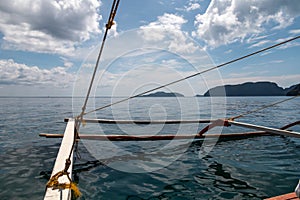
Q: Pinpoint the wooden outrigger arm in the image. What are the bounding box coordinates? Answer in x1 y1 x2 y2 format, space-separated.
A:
64 118 214 124
227 120 300 138
41 119 300 141
39 131 270 141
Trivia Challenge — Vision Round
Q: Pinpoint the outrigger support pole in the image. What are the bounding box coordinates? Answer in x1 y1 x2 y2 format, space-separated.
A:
227 120 300 138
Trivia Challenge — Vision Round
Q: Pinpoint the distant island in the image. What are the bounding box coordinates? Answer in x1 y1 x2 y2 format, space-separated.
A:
142 91 184 97
195 94 203 97
201 82 300 97
137 82 299 97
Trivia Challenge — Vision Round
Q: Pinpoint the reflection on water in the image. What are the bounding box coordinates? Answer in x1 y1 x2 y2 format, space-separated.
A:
0 142 59 199
0 97 299 199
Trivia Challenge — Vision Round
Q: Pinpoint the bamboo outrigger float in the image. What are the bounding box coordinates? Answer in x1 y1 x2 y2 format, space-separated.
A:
41 0 300 199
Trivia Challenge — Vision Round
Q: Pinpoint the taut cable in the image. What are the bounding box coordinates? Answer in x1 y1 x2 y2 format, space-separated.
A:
46 0 121 196
230 95 300 121
84 35 300 116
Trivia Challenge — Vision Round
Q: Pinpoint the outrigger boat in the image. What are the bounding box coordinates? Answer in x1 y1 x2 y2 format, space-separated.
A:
40 115 300 199
41 118 300 199
41 0 300 199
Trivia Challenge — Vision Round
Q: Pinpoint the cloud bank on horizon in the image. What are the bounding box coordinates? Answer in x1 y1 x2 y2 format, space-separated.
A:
0 0 300 96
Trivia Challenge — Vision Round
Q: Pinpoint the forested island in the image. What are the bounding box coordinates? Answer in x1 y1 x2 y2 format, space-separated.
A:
142 91 184 97
140 82 299 97
202 82 300 97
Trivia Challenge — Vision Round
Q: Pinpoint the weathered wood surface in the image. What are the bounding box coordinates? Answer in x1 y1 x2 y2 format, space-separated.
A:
64 118 214 124
265 192 298 200
40 131 271 141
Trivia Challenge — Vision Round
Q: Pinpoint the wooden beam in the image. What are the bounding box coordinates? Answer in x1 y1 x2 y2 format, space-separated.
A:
265 192 298 200
64 118 214 124
40 131 271 141
44 119 75 200
228 120 300 138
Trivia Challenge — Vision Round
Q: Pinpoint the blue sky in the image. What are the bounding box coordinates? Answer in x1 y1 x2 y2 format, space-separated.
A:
0 0 300 96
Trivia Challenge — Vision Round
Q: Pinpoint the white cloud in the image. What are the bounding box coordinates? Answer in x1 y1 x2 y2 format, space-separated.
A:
0 0 101 55
60 57 74 68
224 49 232 54
290 29 300 35
108 21 119 38
140 13 187 41
0 59 75 87
246 34 275 44
273 36 300 49
72 44 219 96
228 72 257 77
260 51 272 56
248 40 271 48
176 0 201 12
185 2 201 12
139 13 198 54
193 0 300 48
271 60 284 64
68 14 219 96
278 42 300 50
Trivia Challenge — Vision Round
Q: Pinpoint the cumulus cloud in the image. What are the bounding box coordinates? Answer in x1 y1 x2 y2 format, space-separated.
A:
139 13 199 54
185 2 201 12
176 0 201 12
193 0 300 48
0 0 101 55
140 13 187 41
0 59 74 87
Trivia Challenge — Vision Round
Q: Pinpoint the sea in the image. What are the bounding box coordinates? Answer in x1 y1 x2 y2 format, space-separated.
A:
0 96 300 200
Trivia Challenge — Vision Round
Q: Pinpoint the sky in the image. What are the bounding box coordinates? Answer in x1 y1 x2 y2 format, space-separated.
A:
0 0 300 97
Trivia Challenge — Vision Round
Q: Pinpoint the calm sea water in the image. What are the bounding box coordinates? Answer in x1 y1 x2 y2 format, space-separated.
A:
0 97 299 200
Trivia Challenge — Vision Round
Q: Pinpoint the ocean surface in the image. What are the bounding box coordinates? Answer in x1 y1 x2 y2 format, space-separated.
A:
0 96 300 200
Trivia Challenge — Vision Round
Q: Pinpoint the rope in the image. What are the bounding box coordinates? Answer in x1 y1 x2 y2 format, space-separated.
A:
46 0 121 197
280 120 300 130
83 35 300 116
46 159 81 198
74 0 121 152
197 95 299 135
76 0 121 129
230 95 300 120
46 174 81 198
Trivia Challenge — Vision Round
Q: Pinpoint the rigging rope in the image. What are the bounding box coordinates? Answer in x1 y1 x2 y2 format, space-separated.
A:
46 0 121 197
197 95 300 135
83 35 300 116
76 0 121 130
230 94 300 120
73 0 120 162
